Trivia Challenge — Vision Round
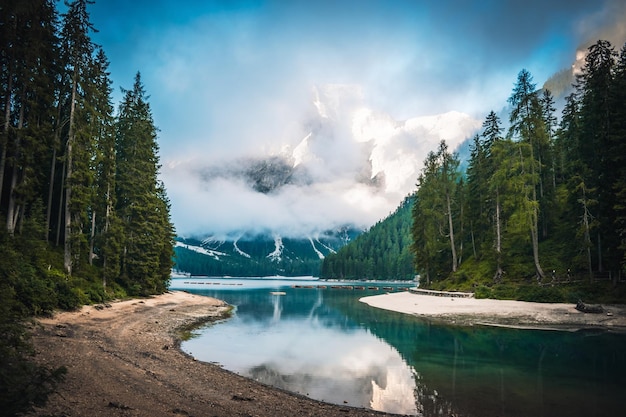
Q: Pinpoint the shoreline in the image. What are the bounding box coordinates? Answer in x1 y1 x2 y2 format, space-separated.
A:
28 291 398 417
359 291 626 331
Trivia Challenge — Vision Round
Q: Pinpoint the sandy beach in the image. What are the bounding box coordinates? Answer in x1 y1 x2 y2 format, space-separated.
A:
28 291 396 417
360 291 626 330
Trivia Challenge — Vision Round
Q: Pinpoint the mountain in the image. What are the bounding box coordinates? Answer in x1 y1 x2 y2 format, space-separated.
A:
173 227 361 277
168 85 480 277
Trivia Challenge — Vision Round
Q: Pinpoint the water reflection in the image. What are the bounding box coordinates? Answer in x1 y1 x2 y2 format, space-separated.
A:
181 280 418 414
175 279 626 417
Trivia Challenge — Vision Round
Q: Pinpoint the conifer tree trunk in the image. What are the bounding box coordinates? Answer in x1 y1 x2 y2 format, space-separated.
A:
0 67 11 209
89 211 96 265
446 192 457 272
6 93 24 235
56 158 65 247
494 189 503 282
46 146 57 241
64 72 78 275
46 102 63 241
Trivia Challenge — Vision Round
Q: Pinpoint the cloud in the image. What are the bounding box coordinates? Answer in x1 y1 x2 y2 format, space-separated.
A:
83 0 626 238
164 86 480 238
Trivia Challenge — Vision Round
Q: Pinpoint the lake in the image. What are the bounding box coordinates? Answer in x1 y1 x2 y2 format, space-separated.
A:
171 277 626 416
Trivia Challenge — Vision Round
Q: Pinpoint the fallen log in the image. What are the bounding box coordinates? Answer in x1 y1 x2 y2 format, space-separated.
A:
575 299 605 314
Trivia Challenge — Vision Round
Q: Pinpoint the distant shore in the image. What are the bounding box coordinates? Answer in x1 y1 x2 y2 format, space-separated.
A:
360 291 626 331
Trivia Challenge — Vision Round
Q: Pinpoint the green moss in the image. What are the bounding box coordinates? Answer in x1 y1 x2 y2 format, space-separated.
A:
176 306 234 342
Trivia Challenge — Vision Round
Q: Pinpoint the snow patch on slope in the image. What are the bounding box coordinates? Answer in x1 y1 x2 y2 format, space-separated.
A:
309 237 325 260
267 235 284 262
233 238 251 258
175 242 227 260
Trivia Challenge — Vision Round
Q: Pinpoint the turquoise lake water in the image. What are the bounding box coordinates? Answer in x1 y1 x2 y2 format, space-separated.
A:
171 278 626 416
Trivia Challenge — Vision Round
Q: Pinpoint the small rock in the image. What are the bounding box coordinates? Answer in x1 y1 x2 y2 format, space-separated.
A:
108 401 133 410
232 395 254 402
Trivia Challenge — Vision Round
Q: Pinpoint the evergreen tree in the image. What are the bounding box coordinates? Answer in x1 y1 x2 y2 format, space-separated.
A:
507 69 546 280
610 43 626 264
575 40 618 273
59 0 96 275
411 141 463 280
115 72 173 294
1 0 58 237
88 48 120 290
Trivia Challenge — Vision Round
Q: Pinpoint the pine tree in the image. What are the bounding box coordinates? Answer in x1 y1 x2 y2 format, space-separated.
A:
115 72 173 294
538 89 558 238
410 141 463 280
576 40 618 273
507 69 545 280
609 43 626 267
59 0 96 275
1 0 58 237
87 48 120 291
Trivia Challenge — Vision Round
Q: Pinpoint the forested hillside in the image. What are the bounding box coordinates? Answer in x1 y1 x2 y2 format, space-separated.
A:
0 1 174 413
412 40 626 300
174 228 360 277
323 40 626 302
321 197 414 280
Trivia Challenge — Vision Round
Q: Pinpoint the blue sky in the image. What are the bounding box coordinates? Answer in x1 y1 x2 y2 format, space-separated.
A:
74 0 626 236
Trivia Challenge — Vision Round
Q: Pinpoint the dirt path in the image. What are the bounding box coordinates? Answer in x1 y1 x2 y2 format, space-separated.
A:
28 291 399 417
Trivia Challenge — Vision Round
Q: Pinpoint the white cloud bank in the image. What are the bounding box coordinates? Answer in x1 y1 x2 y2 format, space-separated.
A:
164 85 480 238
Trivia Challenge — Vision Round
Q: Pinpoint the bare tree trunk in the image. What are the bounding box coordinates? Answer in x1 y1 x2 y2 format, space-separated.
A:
446 192 457 272
64 72 78 275
55 158 65 246
89 211 96 265
470 225 477 260
494 189 503 282
530 214 544 280
579 183 594 283
102 181 112 291
6 166 18 235
46 102 63 242
597 232 603 273
6 94 24 235
46 146 57 241
530 186 544 280
0 61 13 209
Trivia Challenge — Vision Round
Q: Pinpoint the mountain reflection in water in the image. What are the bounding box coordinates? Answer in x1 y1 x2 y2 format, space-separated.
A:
182 282 418 414
175 278 626 417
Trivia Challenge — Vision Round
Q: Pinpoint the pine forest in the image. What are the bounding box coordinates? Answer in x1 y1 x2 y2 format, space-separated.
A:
0 1 174 411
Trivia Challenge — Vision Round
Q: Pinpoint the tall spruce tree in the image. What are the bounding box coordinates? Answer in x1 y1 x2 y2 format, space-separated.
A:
576 40 618 274
507 69 545 280
610 43 626 265
87 48 121 291
59 0 96 275
411 141 462 280
115 72 173 295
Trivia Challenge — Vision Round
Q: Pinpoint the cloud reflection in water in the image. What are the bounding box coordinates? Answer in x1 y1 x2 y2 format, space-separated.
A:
184 292 418 414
